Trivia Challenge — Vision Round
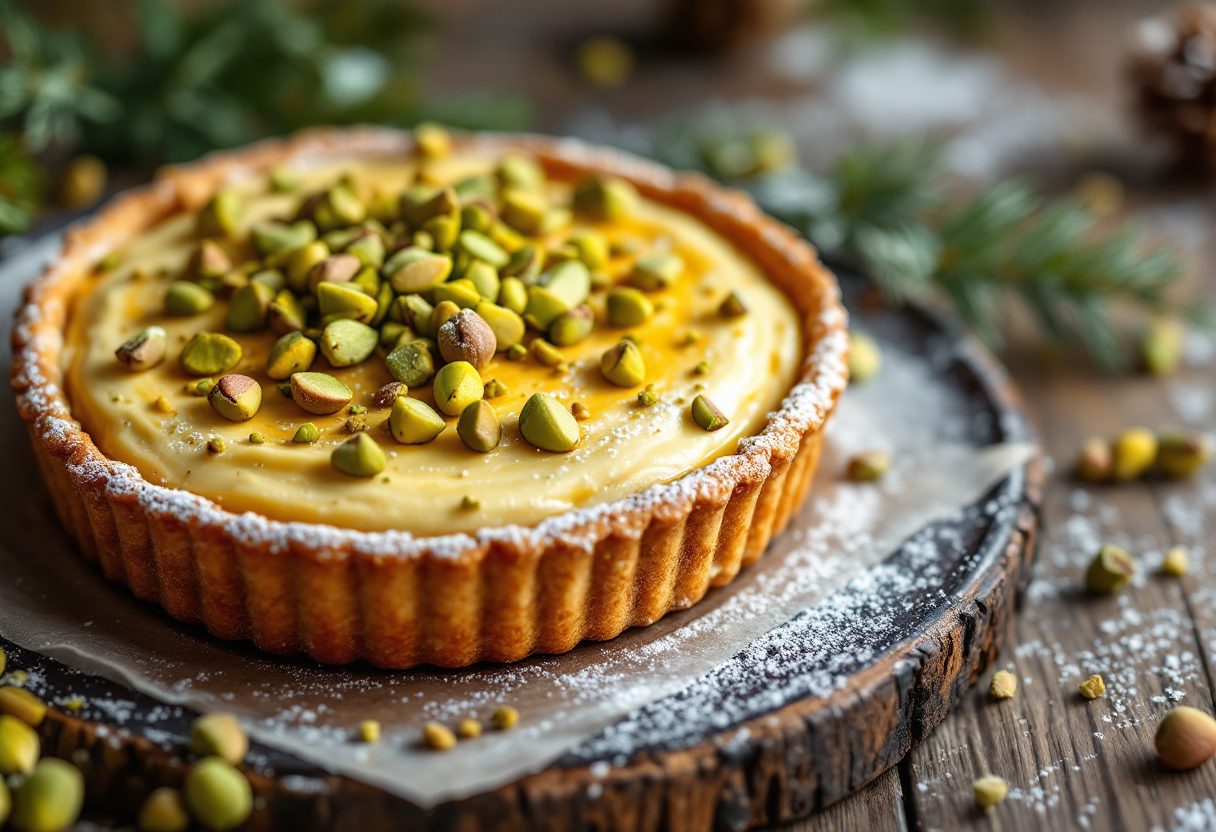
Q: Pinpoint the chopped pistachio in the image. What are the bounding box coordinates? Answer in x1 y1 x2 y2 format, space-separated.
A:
277 382 293 398
346 232 386 269
1113 427 1157 481
637 387 659 407
465 260 501 301
291 372 353 415
191 713 248 765
180 333 242 377
719 290 748 318
153 395 175 414
184 757 252 832
1142 318 1184 376
207 437 226 454
414 122 452 158
332 432 387 478
423 722 457 751
320 319 378 367
197 189 242 239
989 670 1017 699
571 402 591 421
502 245 543 286
266 332 317 380
1079 674 1106 700
187 239 232 280
268 289 307 335
690 394 728 431
286 241 331 293
524 286 572 332
1076 437 1113 482
1085 544 1135 594
694 361 711 376
386 341 437 388
385 248 453 294
374 381 409 408
461 495 480 510
461 203 495 234
293 423 320 444
250 218 316 257
848 332 881 382
500 188 548 235
600 340 645 387
457 400 502 453
10 758 84 832
164 280 215 316
137 786 190 832
96 251 123 272
390 397 446 445
539 260 592 308
345 414 366 432
549 305 595 346
270 167 302 193
459 229 510 269
679 330 703 347
226 281 275 333
846 450 890 481
191 379 215 397
314 184 367 232
606 287 654 328
115 326 168 372
568 228 610 270
475 301 526 351
359 720 382 744
397 293 436 337
629 253 684 291
1162 546 1189 576
491 706 520 730
208 374 262 422
496 154 544 190
572 176 635 222
0 714 39 775
308 252 362 294
506 342 528 361
1157 429 1212 478
457 717 482 739
434 278 483 310
438 308 497 369
318 281 378 324
972 776 1008 814
519 393 581 453
249 432 265 445
530 339 566 368
433 361 484 417
498 277 529 314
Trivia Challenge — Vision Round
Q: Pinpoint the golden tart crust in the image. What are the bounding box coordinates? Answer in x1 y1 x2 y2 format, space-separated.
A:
11 127 848 668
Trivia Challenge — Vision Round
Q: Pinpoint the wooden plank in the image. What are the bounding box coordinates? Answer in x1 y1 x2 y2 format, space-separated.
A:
779 768 908 832
904 359 1216 830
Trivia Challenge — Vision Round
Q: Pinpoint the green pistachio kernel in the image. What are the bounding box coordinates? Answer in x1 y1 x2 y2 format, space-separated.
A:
249 432 265 445
438 308 497 369
461 495 481 510
637 386 658 407
491 705 520 730
600 340 645 387
433 278 483 310
251 219 316 257
464 259 501 301
421 213 460 252
410 229 435 251
572 176 636 222
191 379 215 397
848 331 882 382
414 121 452 158
0 714 38 775
459 230 510 268
544 243 579 268
690 394 729 431
286 241 331 293
549 305 595 346
1086 544 1135 594
568 229 610 269
972 776 1008 814
115 326 168 372
540 206 573 236
270 167 302 193
320 319 378 367
374 382 408 407
502 245 544 285
397 294 436 337
506 342 527 361
276 382 293 398
208 375 262 422
719 290 748 318
389 396 446 445
332 432 387 478
606 287 654 327
496 153 545 190
539 260 592 307
308 252 362 294
571 401 591 421
461 203 495 234
291 372 353 415
164 280 215 316
396 184 439 225
847 450 890 481
250 267 286 293
191 712 249 765
530 339 566 368
225 281 275 333
498 276 529 314
483 378 508 399
430 299 462 332
473 301 526 351
386 341 437 387
137 787 190 832
292 423 320 444
500 188 548 236
318 281 378 324
694 360 711 376
384 247 453 293
207 437 226 454
519 392 581 453
524 286 572 332
1113 427 1157 481
629 253 684 291
1157 429 1213 478
188 239 232 281
96 251 123 272
180 333 242 377
379 321 411 350
184 757 252 832
457 399 502 452
10 758 84 832
433 361 484 416
314 184 367 232
266 331 318 380
197 189 242 239
346 232 386 269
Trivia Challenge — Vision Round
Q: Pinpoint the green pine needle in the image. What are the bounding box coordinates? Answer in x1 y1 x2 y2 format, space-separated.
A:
0 132 44 234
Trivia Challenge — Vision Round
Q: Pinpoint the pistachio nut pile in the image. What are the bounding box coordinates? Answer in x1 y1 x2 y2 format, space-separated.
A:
116 124 743 479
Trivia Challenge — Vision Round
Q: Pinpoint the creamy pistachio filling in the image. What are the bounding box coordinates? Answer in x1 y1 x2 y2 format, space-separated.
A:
63 140 801 534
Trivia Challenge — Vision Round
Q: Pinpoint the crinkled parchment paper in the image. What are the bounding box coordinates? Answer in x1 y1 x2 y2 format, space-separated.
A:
0 234 1033 807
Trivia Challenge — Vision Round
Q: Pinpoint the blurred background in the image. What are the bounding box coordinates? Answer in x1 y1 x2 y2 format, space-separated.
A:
3 0 1215 373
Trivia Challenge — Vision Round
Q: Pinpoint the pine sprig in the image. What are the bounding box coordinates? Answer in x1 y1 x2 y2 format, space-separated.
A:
0 132 43 234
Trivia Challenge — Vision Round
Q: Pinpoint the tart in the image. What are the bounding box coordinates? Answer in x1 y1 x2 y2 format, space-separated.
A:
11 126 848 668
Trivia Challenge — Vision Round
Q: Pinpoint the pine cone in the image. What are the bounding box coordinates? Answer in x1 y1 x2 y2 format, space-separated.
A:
1130 3 1216 166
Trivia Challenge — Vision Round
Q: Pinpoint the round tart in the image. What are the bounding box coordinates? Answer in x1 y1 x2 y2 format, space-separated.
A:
11 127 848 668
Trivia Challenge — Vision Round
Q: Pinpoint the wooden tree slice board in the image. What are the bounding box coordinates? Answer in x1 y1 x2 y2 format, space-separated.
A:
0 262 1041 831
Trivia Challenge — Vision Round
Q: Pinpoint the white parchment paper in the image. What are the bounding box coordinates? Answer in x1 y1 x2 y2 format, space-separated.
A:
0 234 1033 807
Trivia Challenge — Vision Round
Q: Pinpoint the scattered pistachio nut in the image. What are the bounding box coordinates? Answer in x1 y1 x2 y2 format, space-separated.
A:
459 229 510 269
457 717 482 739
461 495 481 510
972 776 1008 813
606 287 654 328
1162 546 1189 577
0 687 46 727
1157 429 1212 478
847 450 890 482
388 397 445 446
506 342 527 361
291 372 353 415
690 394 729 432
309 252 362 294
386 341 437 388
433 361 484 417
1085 543 1135 594
519 393 581 453
207 375 262 423
197 189 242 239
719 290 748 318
10 758 84 832
530 338 566 368
600 340 645 387
694 361 711 376
1076 437 1113 482
629 253 684 291
207 437 226 455
431 299 462 332
1113 427 1157 481
360 720 381 744
464 260 500 301
293 423 320 444
572 176 635 222
115 326 168 372
345 413 367 432
1079 674 1106 700
457 400 502 453
434 279 483 311
848 332 882 383
423 722 457 751
491 706 519 730
320 319 378 367
438 309 497 369
0 714 39 776
571 402 591 421
332 432 387 478
414 122 452 158
1155 706 1216 770
190 713 248 765
498 277 529 315
136 787 190 832
184 757 252 832
318 281 378 324
249 432 265 445
266 331 318 380
188 239 232 281
164 280 215 316
549 305 595 346
180 332 242 377
192 379 215 397
1142 318 1185 376
500 189 548 235
990 670 1017 700
374 382 408 408
483 378 508 399
386 248 452 294
637 386 658 407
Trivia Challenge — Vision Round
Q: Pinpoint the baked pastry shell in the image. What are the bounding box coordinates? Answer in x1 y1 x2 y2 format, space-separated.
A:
11 127 849 668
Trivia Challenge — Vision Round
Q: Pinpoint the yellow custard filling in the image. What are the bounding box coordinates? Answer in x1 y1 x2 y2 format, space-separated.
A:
63 154 801 535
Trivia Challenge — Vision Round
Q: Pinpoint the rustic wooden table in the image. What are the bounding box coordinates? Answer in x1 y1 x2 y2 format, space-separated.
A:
415 1 1216 829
